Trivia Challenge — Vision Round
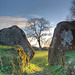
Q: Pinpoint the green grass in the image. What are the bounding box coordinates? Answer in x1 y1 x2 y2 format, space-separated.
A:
25 51 49 74
0 72 6 75
25 50 70 75
0 44 12 75
0 43 75 75
65 51 75 67
0 44 12 55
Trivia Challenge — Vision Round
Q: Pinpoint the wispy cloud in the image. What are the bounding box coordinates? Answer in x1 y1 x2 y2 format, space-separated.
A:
28 14 41 18
0 16 56 33
50 21 57 28
50 22 55 25
0 16 28 29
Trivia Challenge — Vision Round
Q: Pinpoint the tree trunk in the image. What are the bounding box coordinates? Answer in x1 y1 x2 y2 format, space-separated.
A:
37 38 42 50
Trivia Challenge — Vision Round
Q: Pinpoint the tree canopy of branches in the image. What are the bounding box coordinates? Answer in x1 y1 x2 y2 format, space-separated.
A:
25 18 51 50
66 0 75 20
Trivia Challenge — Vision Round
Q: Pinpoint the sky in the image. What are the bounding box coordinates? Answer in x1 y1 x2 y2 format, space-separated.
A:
0 0 72 29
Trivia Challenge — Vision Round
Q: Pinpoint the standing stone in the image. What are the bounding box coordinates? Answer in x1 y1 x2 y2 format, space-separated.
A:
48 21 75 66
0 25 35 60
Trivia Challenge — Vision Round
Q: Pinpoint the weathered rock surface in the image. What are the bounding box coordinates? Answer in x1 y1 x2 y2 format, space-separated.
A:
0 25 35 60
48 21 75 66
1 45 27 74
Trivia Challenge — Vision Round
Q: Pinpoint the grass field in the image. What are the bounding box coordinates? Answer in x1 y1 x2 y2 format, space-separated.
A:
0 44 12 75
65 51 75 67
25 50 49 75
0 44 75 75
25 50 75 75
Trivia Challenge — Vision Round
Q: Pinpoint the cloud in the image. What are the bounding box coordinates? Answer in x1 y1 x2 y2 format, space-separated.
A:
28 14 41 18
0 16 28 29
50 22 55 25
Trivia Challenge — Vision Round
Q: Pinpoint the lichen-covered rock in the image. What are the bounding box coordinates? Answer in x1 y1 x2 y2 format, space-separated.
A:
0 45 28 75
12 45 27 74
0 25 35 60
48 21 75 66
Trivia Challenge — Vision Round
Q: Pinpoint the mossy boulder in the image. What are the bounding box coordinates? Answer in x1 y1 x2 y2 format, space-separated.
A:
0 45 29 75
48 21 75 66
0 25 35 60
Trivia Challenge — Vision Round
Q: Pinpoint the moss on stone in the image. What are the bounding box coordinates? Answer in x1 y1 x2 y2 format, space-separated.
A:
13 45 27 74
0 44 29 75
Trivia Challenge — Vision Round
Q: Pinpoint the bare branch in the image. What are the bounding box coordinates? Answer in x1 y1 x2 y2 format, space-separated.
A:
66 0 75 20
24 18 51 50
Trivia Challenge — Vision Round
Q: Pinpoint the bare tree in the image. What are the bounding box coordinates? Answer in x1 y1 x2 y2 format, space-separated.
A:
25 18 51 50
70 0 75 18
66 0 75 20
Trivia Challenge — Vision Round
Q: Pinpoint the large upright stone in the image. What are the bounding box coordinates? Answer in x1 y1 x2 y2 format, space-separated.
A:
48 21 75 66
0 25 35 60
